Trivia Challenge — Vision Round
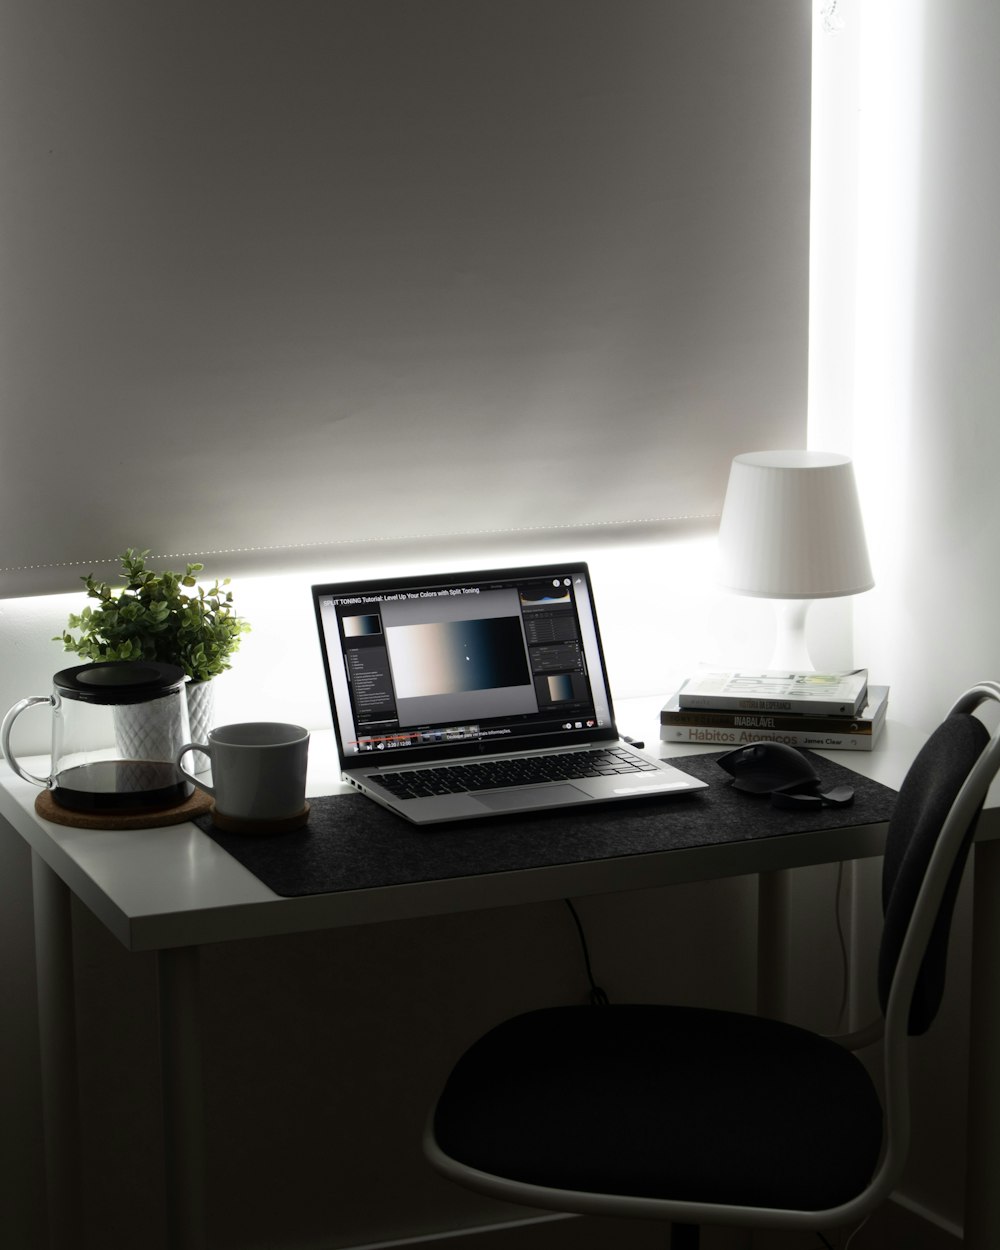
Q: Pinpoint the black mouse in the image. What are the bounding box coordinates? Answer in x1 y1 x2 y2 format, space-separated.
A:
717 741 820 794
717 741 855 808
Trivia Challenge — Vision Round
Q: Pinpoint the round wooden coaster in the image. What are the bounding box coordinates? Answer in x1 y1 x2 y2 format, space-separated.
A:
210 802 311 835
35 787 213 830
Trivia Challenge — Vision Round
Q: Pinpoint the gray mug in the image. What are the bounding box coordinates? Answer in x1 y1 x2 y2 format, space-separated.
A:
177 722 309 823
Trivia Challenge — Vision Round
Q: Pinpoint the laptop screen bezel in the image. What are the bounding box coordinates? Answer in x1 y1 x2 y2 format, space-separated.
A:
311 562 621 768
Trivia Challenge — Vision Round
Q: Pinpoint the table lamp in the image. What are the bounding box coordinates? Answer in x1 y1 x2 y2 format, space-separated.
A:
716 450 874 671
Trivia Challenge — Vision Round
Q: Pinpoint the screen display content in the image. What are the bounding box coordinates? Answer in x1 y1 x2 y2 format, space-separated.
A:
316 568 610 759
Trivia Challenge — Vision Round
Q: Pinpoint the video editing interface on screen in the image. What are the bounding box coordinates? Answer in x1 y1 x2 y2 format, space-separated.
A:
318 571 611 758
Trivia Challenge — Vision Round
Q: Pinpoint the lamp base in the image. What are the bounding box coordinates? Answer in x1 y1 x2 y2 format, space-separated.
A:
768 600 815 672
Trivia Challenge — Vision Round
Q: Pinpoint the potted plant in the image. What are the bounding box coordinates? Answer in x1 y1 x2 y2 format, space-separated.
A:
56 548 250 763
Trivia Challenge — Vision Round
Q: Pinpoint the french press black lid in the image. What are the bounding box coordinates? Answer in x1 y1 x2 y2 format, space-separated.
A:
53 661 186 704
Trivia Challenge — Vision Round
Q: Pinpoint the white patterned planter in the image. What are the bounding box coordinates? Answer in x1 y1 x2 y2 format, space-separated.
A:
113 693 190 765
184 679 216 773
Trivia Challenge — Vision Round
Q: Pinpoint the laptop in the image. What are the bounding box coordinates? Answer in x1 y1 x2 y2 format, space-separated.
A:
311 562 708 824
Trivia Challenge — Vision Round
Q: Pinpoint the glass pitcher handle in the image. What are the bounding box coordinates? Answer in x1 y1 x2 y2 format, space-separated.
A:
1 696 55 787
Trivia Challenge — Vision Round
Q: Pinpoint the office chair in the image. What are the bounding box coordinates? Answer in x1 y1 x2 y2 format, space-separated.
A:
424 682 1000 1249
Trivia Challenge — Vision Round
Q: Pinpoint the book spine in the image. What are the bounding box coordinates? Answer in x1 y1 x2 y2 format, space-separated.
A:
659 724 882 751
661 708 877 733
676 693 866 716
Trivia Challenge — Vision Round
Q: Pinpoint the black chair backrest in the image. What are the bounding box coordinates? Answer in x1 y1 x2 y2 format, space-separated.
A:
878 712 989 1035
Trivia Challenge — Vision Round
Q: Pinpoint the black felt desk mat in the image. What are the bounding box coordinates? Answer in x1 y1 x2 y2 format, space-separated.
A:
193 751 899 899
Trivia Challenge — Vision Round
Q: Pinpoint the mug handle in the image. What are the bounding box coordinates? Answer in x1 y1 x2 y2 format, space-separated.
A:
177 742 215 799
1 696 56 787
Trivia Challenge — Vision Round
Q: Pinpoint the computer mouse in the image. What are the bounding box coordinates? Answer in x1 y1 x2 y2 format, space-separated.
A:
717 741 822 795
716 741 855 808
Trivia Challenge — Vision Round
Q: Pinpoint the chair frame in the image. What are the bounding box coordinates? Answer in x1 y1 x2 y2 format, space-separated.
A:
424 682 1000 1234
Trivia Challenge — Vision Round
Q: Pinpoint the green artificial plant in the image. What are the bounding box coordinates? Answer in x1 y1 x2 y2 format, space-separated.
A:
57 548 250 682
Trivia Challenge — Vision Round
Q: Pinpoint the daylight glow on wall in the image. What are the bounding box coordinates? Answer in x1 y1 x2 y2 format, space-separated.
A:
809 0 926 583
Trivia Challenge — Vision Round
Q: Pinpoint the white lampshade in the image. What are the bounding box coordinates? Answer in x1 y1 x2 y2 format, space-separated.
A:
717 450 874 599
716 450 873 670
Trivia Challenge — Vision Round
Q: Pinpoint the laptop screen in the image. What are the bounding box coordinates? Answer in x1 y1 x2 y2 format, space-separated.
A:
312 563 616 765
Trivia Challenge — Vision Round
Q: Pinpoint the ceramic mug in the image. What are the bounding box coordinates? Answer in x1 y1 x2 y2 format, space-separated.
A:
177 722 309 824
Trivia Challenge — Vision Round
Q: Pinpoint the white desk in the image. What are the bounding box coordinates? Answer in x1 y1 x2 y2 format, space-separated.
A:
3 704 999 1249
0 703 927 953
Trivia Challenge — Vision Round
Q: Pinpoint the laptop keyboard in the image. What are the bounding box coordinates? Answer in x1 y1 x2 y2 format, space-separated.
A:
372 747 658 801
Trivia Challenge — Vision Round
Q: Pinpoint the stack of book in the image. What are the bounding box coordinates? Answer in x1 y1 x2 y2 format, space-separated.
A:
660 668 888 752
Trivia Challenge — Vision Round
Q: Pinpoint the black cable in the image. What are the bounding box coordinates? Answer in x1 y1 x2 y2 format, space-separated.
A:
564 899 610 1005
815 1232 835 1249
834 860 850 1031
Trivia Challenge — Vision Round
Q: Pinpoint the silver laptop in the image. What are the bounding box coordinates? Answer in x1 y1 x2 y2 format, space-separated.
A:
311 562 707 825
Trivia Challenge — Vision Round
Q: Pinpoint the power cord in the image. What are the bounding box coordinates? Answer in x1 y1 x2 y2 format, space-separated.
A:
834 860 850 1032
813 1210 871 1247
841 1214 871 1248
564 899 610 1005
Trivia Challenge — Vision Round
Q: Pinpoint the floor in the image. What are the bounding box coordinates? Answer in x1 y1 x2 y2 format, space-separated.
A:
403 1200 961 1250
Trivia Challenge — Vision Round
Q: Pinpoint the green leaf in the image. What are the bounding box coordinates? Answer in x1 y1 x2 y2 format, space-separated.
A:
59 547 249 679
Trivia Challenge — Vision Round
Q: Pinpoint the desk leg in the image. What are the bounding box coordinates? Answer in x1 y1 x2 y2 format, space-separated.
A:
158 945 208 1250
757 869 791 1020
31 851 84 1249
965 839 1000 1248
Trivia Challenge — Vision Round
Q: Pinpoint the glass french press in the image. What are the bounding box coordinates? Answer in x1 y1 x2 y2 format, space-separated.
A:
2 661 193 814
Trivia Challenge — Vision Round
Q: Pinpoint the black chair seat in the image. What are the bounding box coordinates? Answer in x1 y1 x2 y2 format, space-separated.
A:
433 1003 883 1212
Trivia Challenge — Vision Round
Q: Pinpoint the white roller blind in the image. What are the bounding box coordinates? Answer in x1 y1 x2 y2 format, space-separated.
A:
0 1 810 595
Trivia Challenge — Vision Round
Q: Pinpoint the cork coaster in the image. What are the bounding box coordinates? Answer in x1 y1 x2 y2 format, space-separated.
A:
35 787 213 830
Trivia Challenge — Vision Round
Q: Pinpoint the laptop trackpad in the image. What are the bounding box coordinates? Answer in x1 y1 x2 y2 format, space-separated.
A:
473 783 589 813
